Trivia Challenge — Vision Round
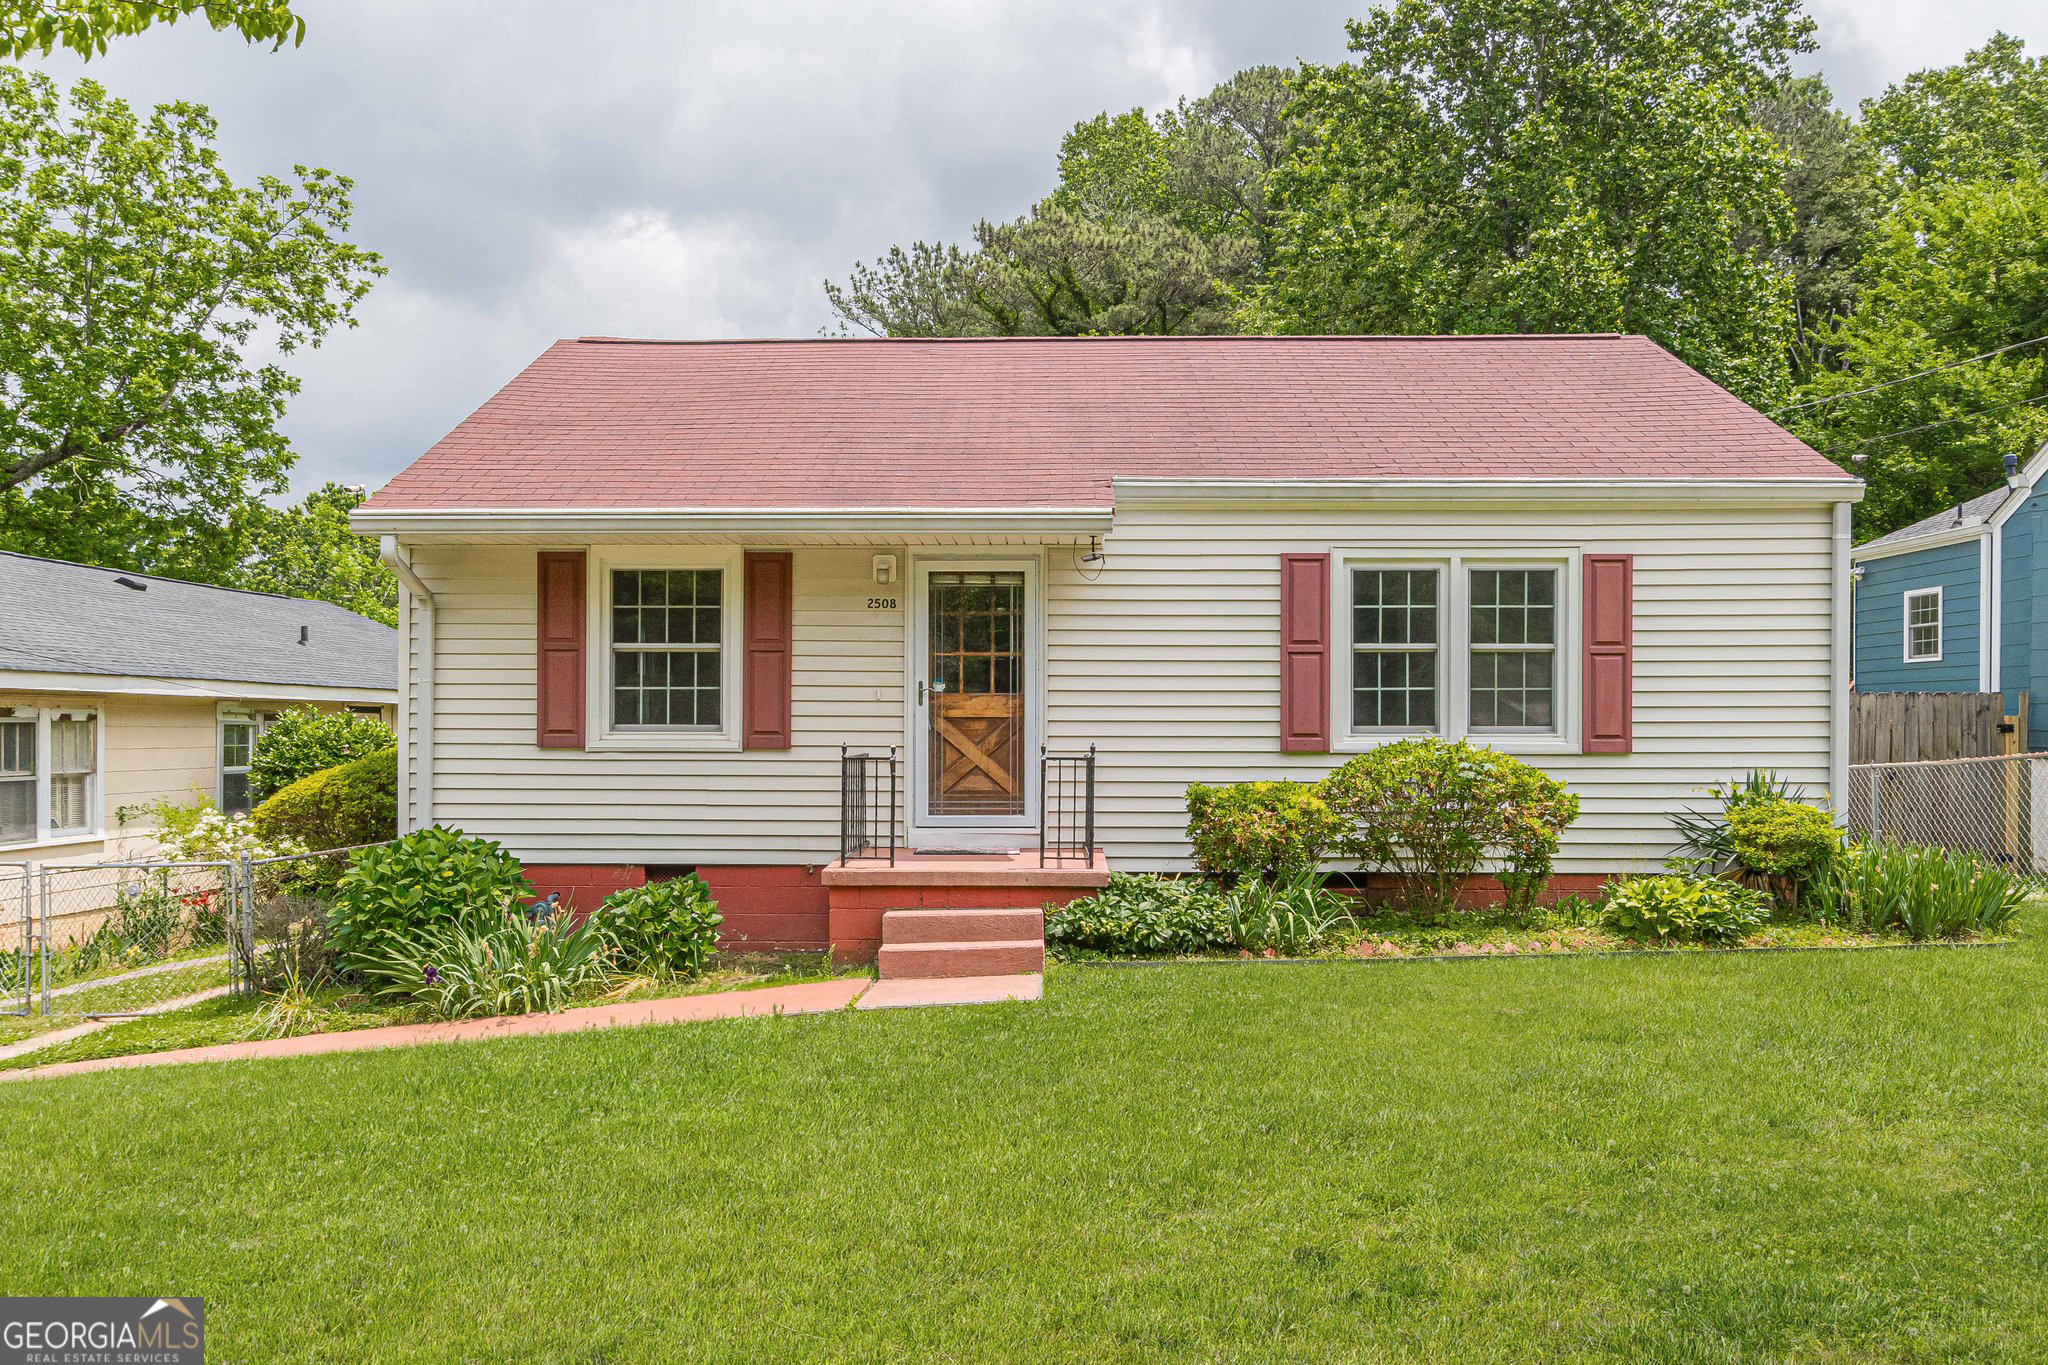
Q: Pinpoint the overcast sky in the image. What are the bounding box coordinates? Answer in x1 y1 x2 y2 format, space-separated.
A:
26 0 2048 496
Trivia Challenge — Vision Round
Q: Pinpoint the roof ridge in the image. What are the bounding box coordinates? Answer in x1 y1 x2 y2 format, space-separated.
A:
0 548 352 610
570 332 1637 346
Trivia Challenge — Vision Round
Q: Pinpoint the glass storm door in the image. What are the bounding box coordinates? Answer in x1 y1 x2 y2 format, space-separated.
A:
920 568 1029 824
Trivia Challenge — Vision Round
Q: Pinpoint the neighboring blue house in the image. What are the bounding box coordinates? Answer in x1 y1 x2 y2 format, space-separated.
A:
1851 444 2048 748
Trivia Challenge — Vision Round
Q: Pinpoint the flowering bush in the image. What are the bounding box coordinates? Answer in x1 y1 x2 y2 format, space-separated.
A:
145 801 307 864
1320 738 1579 915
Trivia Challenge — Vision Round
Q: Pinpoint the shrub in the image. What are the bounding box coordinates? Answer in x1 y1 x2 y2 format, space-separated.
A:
1807 840 2027 940
248 707 394 802
598 875 723 977
1046 874 1234 957
356 910 608 1019
140 801 305 863
252 749 397 852
1670 770 1807 871
1726 797 1840 911
1603 875 1771 944
1222 870 1352 955
326 827 533 975
1184 781 1345 884
1319 738 1579 916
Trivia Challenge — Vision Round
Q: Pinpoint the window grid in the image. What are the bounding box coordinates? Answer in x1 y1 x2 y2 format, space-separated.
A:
611 568 723 729
1351 568 1440 730
221 719 256 816
1469 568 1559 731
1905 590 1941 660
929 572 1023 697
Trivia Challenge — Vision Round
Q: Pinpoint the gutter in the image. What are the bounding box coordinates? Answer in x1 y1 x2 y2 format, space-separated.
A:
1112 476 1864 507
379 537 436 831
1831 502 1852 826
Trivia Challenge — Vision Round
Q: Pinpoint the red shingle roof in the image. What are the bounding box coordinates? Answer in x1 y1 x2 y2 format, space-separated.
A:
364 334 1849 512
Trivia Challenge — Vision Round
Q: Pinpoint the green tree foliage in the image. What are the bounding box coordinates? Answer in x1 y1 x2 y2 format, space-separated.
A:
240 483 398 625
0 70 382 582
248 706 394 802
825 66 1291 337
1785 35 2048 539
1246 0 1810 404
1 0 301 61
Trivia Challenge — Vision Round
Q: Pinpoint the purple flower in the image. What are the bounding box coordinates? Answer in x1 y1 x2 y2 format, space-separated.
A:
423 965 440 984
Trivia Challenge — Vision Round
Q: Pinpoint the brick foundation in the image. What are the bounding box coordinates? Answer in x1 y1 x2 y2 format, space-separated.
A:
1353 872 1610 909
521 863 829 953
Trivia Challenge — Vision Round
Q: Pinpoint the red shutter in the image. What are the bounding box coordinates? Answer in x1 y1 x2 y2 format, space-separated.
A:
742 552 794 749
1582 554 1633 755
536 551 586 749
1279 553 1331 753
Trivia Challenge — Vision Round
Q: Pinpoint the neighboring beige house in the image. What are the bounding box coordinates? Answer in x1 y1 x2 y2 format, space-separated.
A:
0 551 398 869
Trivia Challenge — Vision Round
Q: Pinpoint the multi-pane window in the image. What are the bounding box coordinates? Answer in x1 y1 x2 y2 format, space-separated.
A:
1904 588 1942 661
611 569 724 729
0 711 97 844
47 717 94 832
1351 568 1440 729
0 719 32 844
220 719 257 815
1469 568 1559 731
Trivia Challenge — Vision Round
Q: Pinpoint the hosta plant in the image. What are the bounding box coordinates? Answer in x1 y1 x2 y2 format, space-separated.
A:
1603 875 1771 944
1047 874 1234 957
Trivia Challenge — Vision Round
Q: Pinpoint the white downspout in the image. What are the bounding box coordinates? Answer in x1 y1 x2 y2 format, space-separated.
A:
1830 501 1852 824
380 536 436 831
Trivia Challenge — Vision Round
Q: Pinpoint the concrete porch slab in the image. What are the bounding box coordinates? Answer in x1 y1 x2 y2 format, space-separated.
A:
854 973 1043 1010
823 849 1109 889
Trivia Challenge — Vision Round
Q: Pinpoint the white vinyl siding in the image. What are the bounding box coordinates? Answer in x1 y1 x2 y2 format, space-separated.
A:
399 497 1837 878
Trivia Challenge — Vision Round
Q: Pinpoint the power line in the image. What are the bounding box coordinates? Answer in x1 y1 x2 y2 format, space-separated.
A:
1773 334 2048 417
1822 391 2048 461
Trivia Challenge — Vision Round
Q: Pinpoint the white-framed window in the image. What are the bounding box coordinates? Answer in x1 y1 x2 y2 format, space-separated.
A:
1337 552 1575 750
0 707 100 847
1903 587 1942 662
589 550 743 748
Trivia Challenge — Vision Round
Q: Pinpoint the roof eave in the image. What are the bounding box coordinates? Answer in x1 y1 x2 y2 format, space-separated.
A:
1111 476 1863 507
350 506 1118 540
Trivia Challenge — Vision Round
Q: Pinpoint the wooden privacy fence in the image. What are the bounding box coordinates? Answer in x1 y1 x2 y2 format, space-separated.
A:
1849 691 2027 765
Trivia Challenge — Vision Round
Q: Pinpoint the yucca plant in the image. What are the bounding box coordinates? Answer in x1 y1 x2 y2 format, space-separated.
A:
1669 770 1808 873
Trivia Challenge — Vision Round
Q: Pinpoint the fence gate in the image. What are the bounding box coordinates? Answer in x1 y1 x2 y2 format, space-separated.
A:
2 864 28 1017
1847 753 2048 872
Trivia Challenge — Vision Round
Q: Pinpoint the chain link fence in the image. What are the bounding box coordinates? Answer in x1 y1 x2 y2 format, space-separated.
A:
1846 753 2048 874
6 843 385 1020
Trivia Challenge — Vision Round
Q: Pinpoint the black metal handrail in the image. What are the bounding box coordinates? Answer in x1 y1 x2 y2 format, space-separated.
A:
1039 744 1096 867
840 744 900 864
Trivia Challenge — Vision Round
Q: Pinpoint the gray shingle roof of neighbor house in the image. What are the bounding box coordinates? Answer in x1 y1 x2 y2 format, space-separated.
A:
1856 485 2015 553
0 551 398 693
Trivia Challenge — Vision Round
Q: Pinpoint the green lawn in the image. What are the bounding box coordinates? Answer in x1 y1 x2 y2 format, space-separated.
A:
5 914 2047 1362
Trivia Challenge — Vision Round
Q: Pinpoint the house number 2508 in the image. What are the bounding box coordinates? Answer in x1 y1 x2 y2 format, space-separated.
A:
866 596 899 610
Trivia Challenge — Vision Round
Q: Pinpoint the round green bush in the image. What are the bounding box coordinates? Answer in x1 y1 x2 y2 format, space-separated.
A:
327 827 533 976
1319 737 1580 915
249 706 395 801
1184 780 1345 884
252 748 397 852
597 875 724 977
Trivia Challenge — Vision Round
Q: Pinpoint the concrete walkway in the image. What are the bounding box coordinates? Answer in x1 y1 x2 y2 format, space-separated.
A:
0 985 234 1067
2 977 874 1081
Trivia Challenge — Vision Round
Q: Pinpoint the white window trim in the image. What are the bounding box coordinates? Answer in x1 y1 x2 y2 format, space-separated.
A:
216 706 272 814
1330 548 1581 755
0 705 103 852
583 546 744 751
1902 586 1943 663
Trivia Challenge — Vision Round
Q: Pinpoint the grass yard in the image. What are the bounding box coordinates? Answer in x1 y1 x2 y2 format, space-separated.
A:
5 913 2047 1362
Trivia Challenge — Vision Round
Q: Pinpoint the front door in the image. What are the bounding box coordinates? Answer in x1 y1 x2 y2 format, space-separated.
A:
911 559 1037 843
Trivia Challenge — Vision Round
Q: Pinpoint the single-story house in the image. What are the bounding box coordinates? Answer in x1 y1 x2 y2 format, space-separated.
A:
1850 443 2048 749
351 333 1860 968
0 551 399 868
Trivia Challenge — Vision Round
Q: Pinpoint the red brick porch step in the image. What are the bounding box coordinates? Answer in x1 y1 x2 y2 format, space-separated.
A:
877 907 1046 980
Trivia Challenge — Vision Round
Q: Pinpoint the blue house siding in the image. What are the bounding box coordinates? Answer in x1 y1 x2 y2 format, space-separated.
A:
1854 538 1982 693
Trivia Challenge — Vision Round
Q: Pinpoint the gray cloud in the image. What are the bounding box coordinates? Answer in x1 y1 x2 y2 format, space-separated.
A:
24 0 2048 494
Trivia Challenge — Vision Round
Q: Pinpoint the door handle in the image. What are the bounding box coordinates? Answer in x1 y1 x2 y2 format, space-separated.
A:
918 681 925 706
